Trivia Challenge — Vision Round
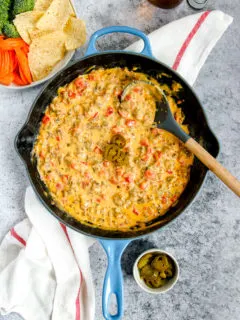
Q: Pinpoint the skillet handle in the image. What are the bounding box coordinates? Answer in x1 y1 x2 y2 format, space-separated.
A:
99 239 131 320
85 26 152 57
185 138 240 197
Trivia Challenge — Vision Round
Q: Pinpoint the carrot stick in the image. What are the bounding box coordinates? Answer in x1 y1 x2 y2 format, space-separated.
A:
19 65 29 84
0 49 3 74
9 50 18 72
5 51 10 74
0 38 32 86
0 73 14 85
13 72 27 86
0 38 26 50
1 51 10 77
15 48 32 84
22 44 29 55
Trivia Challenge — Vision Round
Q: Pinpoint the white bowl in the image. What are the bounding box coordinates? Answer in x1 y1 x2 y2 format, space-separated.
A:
0 0 77 90
133 249 179 294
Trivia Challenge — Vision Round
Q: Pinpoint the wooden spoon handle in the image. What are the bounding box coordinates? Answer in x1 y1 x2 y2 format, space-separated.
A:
185 138 240 197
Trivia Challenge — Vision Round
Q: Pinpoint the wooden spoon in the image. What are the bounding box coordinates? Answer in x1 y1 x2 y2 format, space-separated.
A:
122 81 240 197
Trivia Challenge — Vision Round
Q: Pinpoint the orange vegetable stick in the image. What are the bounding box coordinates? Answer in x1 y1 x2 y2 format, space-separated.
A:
5 51 10 74
13 72 27 86
0 38 26 50
19 65 29 84
0 50 4 75
10 51 18 72
0 38 32 86
22 44 29 55
15 48 32 84
0 49 3 73
0 73 14 85
1 51 9 77
8 51 13 72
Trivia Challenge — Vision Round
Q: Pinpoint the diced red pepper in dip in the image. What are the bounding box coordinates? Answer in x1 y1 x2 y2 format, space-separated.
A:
105 107 114 116
161 195 167 204
89 112 98 120
153 151 162 160
125 119 136 127
103 161 110 167
140 139 149 146
88 74 95 80
133 208 139 215
42 115 50 124
94 146 103 154
141 154 149 162
124 174 133 183
56 183 62 190
61 175 69 183
80 161 88 166
68 90 76 98
171 195 178 203
144 170 154 179
75 78 86 88
139 181 148 190
133 87 140 93
39 151 45 159
109 177 118 184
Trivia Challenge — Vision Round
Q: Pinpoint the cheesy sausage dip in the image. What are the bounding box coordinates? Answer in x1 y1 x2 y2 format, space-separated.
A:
33 68 194 231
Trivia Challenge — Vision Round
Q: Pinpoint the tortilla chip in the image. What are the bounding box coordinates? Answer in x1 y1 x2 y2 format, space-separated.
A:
64 17 86 50
36 0 73 31
28 31 66 81
13 11 44 44
28 28 49 41
34 0 52 11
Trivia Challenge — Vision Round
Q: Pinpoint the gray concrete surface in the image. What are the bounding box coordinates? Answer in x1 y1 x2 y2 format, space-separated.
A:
0 0 239 319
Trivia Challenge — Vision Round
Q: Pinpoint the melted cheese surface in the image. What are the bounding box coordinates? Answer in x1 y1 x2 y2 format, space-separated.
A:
33 68 194 231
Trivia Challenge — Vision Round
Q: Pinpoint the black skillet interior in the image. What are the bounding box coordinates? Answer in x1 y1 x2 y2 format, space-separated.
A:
15 52 220 239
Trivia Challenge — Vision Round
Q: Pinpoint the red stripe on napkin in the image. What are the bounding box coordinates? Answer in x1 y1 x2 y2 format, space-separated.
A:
60 223 82 320
172 11 210 70
10 228 26 246
75 285 81 320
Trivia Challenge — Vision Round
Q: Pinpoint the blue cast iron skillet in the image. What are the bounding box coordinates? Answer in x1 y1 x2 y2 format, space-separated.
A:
15 26 219 320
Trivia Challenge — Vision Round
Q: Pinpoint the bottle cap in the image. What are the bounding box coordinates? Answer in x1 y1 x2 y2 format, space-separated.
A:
187 0 208 10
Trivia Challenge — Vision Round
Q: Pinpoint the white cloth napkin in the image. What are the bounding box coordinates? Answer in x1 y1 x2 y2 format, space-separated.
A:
127 10 232 86
0 187 95 320
0 10 233 320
